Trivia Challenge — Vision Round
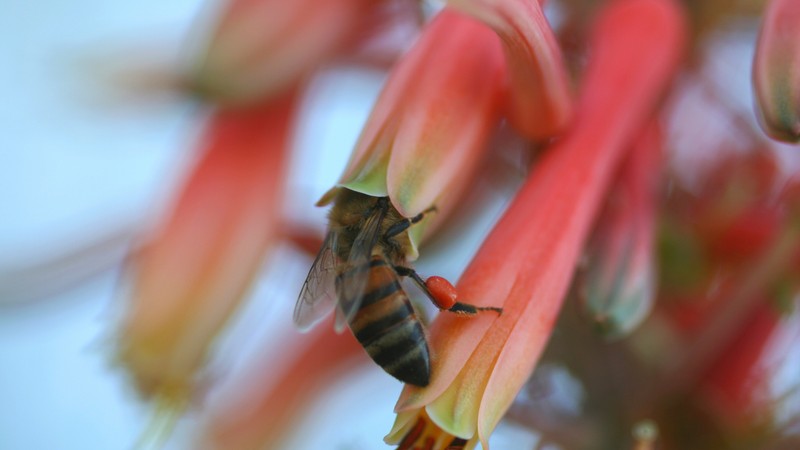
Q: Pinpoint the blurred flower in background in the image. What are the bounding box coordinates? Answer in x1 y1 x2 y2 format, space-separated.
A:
2 0 800 449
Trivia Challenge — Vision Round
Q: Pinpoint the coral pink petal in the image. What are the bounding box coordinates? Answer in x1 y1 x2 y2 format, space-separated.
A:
449 0 573 139
387 10 505 217
119 94 296 398
477 0 686 441
193 0 370 103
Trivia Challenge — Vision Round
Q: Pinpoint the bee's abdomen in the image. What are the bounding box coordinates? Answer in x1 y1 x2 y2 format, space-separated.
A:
346 260 430 387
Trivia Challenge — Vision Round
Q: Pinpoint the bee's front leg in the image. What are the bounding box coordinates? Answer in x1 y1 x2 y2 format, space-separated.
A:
384 205 438 239
394 266 502 315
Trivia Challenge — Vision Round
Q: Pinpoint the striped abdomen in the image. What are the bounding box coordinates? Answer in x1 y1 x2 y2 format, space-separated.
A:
339 257 431 386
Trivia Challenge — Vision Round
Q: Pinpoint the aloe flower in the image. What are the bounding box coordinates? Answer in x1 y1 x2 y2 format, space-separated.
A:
387 0 686 447
116 94 295 410
753 0 800 142
448 0 573 140
320 8 506 256
581 124 662 339
189 0 372 103
202 320 367 449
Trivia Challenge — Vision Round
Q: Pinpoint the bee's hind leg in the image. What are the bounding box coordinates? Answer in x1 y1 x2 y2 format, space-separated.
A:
394 266 502 315
384 206 437 239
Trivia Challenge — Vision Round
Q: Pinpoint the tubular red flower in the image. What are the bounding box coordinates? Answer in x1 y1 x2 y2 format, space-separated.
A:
324 8 506 254
389 0 686 446
117 94 295 408
201 321 367 449
581 123 663 339
448 0 573 140
752 0 800 142
190 0 372 103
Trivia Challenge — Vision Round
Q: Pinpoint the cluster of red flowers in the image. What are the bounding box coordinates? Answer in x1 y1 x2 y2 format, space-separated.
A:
114 0 800 448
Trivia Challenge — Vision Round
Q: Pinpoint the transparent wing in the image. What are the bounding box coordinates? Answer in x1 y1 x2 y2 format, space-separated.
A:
334 203 388 332
294 231 340 332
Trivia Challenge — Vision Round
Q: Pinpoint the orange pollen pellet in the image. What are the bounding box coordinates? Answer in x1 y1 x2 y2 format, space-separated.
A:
425 276 458 310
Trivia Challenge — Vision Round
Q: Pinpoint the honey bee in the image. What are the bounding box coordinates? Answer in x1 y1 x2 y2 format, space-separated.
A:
295 189 501 386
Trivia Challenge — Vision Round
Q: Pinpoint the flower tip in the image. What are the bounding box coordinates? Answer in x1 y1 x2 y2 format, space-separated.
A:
752 0 800 143
393 386 426 413
753 96 800 143
584 265 656 340
131 388 190 449
182 69 256 106
315 187 340 207
183 69 225 103
384 410 417 445
449 0 573 140
589 300 651 341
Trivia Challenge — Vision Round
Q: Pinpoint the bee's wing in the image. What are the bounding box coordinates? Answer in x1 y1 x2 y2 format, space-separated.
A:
294 231 341 332
334 204 387 332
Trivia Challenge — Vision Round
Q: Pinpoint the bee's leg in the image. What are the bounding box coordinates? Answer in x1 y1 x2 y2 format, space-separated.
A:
384 206 437 239
394 266 502 315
